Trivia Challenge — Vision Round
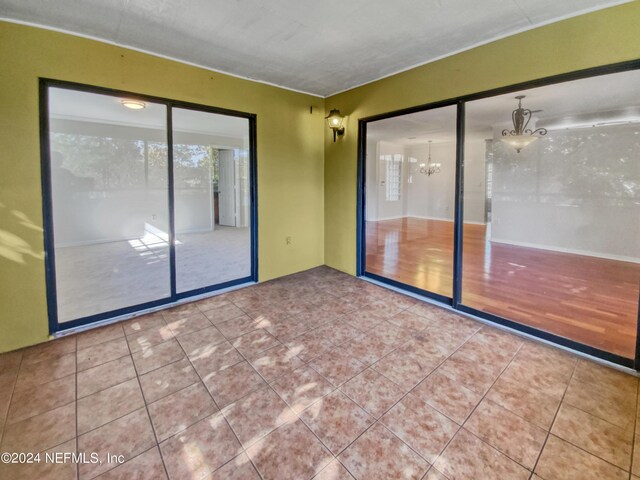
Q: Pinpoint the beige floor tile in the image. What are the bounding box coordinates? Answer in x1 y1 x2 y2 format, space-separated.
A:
78 408 156 479
486 376 561 430
201 302 246 325
344 333 395 366
309 347 367 387
382 395 459 463
286 330 335 363
14 352 75 393
373 347 438 392
77 337 130 371
341 368 403 419
77 355 137 398
387 310 432 332
0 349 23 373
77 323 125 350
21 335 77 371
189 339 243 375
160 412 241 480
177 325 227 357
343 309 386 333
165 311 212 337
78 377 144 434
313 460 354 479
131 338 185 375
573 360 637 396
216 315 263 340
139 357 200 404
223 386 296 447
1 403 76 453
122 311 167 336
634 434 640 476
339 423 429 480
563 377 635 430
148 383 218 441
551 403 633 470
535 435 628 480
97 446 166 479
313 320 362 347
410 371 481 424
7 375 76 424
208 452 261 480
272 365 334 413
428 313 481 340
368 321 414 347
263 316 310 342
250 344 305 383
423 468 448 480
232 329 281 357
247 420 333 480
0 438 76 480
434 429 529 480
465 398 546 469
193 295 232 312
300 389 374 455
204 360 266 407
437 352 502 396
125 324 175 353
162 303 201 323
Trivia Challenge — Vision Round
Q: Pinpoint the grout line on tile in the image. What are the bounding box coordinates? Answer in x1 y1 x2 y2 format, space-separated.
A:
0 352 23 449
171 319 267 480
529 359 578 476
124 338 172 480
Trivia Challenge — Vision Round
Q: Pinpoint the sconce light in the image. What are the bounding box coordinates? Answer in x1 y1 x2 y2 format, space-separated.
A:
325 108 345 142
501 95 546 153
419 141 441 176
121 99 146 110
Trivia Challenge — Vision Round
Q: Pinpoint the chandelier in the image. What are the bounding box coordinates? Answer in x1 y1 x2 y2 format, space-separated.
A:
501 95 547 153
419 141 441 176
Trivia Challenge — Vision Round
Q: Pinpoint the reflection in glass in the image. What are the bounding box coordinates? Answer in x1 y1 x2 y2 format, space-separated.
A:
172 108 251 293
462 69 640 358
365 106 457 297
48 88 170 322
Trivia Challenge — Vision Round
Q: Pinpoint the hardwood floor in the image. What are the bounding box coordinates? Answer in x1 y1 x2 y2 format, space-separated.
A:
366 217 640 358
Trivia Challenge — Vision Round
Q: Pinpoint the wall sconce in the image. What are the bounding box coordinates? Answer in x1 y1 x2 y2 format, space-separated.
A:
501 95 547 153
419 141 441 176
326 108 345 142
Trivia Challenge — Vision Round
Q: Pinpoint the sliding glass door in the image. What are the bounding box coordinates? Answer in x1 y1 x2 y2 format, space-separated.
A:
48 88 171 323
43 82 256 330
172 108 252 293
461 69 640 360
359 63 640 367
364 105 457 300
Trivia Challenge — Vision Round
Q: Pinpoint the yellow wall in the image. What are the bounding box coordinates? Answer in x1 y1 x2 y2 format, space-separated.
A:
0 22 325 352
324 2 640 274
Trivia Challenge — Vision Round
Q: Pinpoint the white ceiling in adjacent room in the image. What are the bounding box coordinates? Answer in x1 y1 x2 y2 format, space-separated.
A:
368 68 640 144
0 0 631 97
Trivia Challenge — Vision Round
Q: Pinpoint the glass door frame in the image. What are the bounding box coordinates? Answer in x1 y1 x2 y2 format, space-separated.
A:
356 59 640 370
40 78 258 334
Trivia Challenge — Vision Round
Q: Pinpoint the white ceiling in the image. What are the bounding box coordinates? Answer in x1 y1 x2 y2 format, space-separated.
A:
0 0 632 97
368 68 640 144
49 87 249 139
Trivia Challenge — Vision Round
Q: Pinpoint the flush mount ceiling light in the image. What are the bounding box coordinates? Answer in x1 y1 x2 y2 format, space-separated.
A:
419 140 441 176
325 108 345 142
501 95 547 153
120 99 146 110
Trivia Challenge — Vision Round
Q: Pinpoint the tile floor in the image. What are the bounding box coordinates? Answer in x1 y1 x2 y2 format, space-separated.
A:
0 266 638 480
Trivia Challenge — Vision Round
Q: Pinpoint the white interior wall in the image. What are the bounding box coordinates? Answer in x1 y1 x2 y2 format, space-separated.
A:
490 123 640 261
